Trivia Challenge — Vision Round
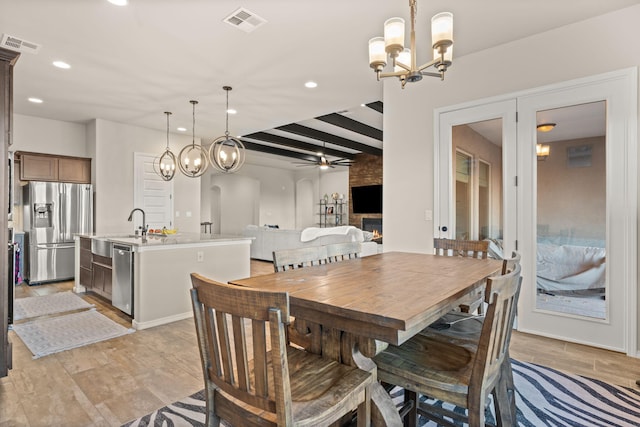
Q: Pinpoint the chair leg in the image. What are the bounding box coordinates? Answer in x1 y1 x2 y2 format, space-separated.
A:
356 386 371 427
403 390 417 427
467 393 486 427
494 358 516 426
204 383 221 427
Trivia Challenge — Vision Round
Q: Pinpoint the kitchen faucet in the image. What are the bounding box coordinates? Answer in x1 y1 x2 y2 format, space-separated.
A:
127 208 147 236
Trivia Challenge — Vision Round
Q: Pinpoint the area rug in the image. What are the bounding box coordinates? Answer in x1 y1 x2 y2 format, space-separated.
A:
13 291 94 321
12 308 134 359
122 359 640 427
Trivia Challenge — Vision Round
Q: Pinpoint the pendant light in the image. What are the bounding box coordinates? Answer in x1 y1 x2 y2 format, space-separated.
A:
209 86 245 173
178 100 209 178
154 111 177 181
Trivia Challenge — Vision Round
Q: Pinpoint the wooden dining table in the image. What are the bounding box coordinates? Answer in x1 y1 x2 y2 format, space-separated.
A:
230 251 503 426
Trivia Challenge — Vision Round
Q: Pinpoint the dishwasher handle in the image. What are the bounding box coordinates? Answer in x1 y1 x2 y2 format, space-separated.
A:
113 244 132 253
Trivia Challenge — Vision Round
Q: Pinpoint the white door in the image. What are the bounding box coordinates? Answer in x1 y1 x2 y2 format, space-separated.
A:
436 69 637 354
435 99 518 257
517 70 637 354
133 153 174 231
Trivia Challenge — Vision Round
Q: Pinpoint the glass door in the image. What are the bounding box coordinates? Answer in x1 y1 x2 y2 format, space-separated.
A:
436 100 517 257
517 70 636 353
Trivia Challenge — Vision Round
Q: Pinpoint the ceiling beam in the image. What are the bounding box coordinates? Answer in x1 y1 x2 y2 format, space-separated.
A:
276 123 382 156
242 131 355 159
315 113 383 141
366 101 383 113
240 140 321 162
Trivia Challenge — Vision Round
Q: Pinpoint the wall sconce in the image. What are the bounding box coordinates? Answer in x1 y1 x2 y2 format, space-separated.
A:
536 143 550 161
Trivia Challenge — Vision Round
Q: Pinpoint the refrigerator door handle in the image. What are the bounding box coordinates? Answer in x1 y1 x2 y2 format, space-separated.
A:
36 243 76 250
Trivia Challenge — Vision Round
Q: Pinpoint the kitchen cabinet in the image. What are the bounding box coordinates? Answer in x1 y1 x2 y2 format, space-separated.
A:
91 255 112 300
79 237 92 289
17 152 91 184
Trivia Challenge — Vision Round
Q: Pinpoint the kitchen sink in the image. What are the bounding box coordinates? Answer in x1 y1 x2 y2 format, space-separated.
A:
91 237 113 258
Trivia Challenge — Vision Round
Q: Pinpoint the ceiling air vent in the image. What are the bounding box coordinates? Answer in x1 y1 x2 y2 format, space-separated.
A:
1 34 41 54
223 7 266 33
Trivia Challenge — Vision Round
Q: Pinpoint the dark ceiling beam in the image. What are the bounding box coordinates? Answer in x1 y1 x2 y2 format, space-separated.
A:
276 123 382 156
243 131 355 159
240 140 321 162
315 113 383 141
366 101 383 113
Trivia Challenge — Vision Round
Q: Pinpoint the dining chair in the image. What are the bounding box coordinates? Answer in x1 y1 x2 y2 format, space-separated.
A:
325 241 360 263
190 273 374 427
272 245 328 272
272 246 329 350
374 263 522 427
433 238 490 314
424 251 522 421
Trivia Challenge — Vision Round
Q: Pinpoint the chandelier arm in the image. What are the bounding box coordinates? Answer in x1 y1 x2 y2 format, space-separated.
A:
395 61 412 72
378 70 411 79
416 58 441 72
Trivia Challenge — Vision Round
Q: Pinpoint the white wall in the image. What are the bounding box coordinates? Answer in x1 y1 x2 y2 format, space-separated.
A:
92 119 201 234
201 162 349 232
383 5 640 253
12 114 87 157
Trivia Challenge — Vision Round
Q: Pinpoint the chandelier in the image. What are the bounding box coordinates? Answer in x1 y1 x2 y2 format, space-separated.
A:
368 0 453 89
178 100 209 178
154 111 177 181
209 86 245 173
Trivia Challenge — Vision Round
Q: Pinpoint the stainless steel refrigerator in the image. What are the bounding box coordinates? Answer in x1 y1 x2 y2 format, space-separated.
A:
23 182 93 284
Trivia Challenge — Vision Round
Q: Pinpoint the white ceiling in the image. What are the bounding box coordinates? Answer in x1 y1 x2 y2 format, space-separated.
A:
1 0 637 164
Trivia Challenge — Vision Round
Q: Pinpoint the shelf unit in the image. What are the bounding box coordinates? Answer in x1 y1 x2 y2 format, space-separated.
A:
318 199 347 227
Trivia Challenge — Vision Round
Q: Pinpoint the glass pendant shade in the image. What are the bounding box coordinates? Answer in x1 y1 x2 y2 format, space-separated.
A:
209 86 245 173
368 37 387 70
395 48 411 72
431 12 453 47
384 17 405 57
178 100 208 178
156 111 177 181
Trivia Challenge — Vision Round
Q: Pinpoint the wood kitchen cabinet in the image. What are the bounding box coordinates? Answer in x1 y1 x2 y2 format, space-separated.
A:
17 152 91 183
91 255 112 300
79 237 93 289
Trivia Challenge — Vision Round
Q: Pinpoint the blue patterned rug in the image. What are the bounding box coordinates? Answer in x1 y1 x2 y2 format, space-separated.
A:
123 359 640 426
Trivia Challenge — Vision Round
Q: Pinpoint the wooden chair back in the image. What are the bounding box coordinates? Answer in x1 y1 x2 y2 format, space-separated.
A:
272 246 328 272
190 273 291 425
434 238 489 259
325 242 360 263
190 273 373 427
472 263 522 403
501 250 521 274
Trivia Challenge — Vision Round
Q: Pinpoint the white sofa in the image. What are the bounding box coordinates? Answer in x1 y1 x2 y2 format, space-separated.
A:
243 225 380 261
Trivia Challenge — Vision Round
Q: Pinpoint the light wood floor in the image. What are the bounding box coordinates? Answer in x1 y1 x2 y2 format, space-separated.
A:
2 259 640 426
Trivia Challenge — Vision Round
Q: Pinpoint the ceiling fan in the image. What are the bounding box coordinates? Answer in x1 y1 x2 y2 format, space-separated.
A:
292 142 354 169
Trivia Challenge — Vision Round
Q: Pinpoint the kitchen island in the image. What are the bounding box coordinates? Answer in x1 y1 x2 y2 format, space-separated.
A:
75 233 252 330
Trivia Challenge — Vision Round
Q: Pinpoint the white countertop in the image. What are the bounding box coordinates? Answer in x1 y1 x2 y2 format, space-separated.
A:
76 232 253 252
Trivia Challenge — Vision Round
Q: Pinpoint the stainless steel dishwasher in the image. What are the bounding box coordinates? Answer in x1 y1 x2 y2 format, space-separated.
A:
112 244 133 315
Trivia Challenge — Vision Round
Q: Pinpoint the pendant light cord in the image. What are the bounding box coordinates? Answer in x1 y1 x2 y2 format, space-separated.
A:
165 111 171 150
190 100 198 148
223 86 232 138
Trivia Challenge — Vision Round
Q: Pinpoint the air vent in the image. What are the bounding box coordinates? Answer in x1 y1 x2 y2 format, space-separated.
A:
223 7 266 33
1 34 41 54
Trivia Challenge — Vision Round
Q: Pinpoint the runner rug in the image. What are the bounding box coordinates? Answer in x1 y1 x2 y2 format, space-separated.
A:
13 291 94 321
122 359 640 427
12 309 134 359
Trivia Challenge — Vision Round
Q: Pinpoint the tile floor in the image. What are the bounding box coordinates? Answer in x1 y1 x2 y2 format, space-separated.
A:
2 259 640 426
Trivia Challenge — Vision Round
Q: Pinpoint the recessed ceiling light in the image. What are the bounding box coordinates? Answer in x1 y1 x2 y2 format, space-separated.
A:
176 127 187 132
107 0 128 5
52 61 71 69
226 108 237 115
28 97 43 104
304 81 318 88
